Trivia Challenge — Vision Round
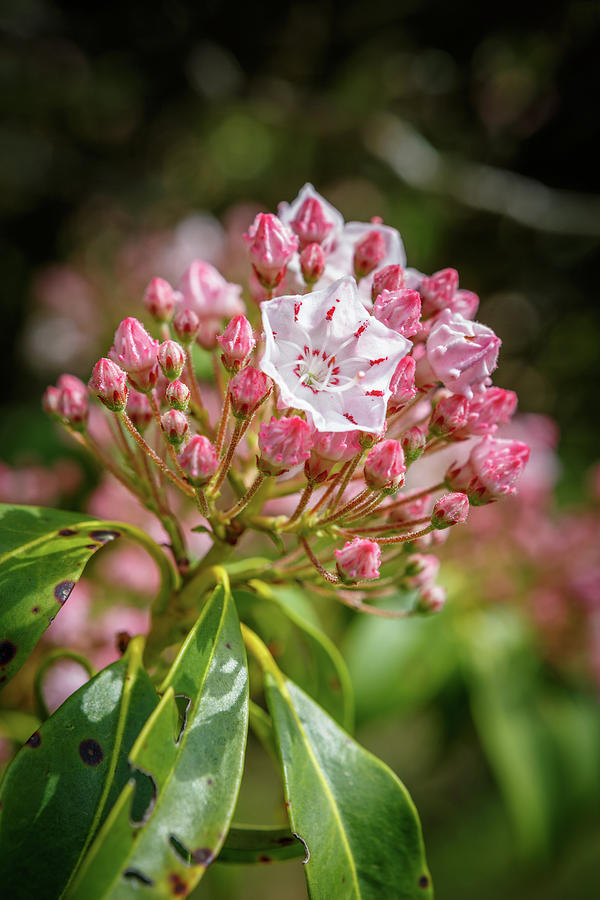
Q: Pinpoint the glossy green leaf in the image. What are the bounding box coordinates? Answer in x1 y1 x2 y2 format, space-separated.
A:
265 672 433 899
0 503 175 688
218 825 306 864
235 583 354 731
69 581 249 899
0 637 158 900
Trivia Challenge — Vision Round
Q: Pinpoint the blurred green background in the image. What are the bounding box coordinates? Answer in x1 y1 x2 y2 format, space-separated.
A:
1 1 599 897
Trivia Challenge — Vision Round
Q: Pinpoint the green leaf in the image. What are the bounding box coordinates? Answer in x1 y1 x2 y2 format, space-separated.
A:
69 581 249 899
218 825 306 864
235 583 354 731
0 637 158 900
0 503 176 688
265 673 433 899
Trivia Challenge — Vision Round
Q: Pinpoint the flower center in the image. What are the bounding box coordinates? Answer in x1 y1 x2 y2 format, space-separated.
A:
294 347 340 393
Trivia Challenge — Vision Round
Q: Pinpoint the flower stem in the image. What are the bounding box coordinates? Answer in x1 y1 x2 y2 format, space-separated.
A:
301 536 339 584
224 473 265 519
282 483 314 528
120 411 195 497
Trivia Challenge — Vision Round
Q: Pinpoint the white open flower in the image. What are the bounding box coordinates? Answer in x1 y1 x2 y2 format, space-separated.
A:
260 276 411 432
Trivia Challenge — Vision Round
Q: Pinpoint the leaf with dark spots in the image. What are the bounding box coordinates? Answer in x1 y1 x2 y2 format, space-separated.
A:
55 580 76 604
168 872 188 895
0 641 17 666
0 503 172 689
217 826 306 864
79 739 104 767
69 583 249 899
123 869 154 886
265 673 433 899
0 637 158 900
89 529 121 543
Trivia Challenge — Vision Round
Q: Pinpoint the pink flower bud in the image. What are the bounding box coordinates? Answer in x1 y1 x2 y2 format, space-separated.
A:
258 416 313 476
431 492 470 528
389 493 432 525
446 435 530 504
388 357 417 413
160 409 189 448
56 375 89 431
364 439 406 490
165 379 190 412
373 289 421 338
217 315 256 371
417 584 447 614
144 277 176 322
426 310 501 400
454 387 517 438
371 264 405 303
42 386 61 418
158 340 185 380
300 242 326 286
306 429 361 481
404 553 440 589
401 426 426 464
353 230 386 279
429 394 470 439
126 389 153 431
178 260 244 321
243 213 299 289
110 317 159 376
420 268 459 317
335 538 381 583
449 289 479 320
178 435 218 487
229 366 270 419
89 358 128 412
289 196 335 248
173 308 200 345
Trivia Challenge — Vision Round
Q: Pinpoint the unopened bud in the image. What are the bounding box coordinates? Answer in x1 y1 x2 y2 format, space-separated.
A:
335 538 381 583
126 389 153 432
165 379 190 412
401 426 426 464
429 394 470 439
373 289 421 338
56 375 89 431
258 416 313 476
161 409 189 448
229 366 270 419
178 435 218 487
89 358 128 412
388 357 417 413
243 213 298 289
144 277 176 322
372 264 405 303
158 340 185 380
404 553 440 589
353 230 386 279
417 584 447 614
173 308 200 346
431 492 469 528
42 386 61 419
217 316 255 372
364 439 406 491
300 243 325 286
420 268 459 317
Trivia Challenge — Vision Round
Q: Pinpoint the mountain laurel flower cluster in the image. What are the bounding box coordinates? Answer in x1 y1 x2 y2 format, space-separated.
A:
44 184 530 614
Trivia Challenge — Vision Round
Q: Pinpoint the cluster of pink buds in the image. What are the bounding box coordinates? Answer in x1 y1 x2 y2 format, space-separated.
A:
44 184 529 617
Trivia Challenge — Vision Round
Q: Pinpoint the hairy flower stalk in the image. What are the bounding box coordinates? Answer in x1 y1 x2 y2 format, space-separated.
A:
43 183 529 621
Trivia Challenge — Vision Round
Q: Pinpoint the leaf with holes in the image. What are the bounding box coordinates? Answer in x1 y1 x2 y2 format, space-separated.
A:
235 583 354 731
265 673 433 899
0 503 175 688
0 637 158 900
68 581 249 899
0 503 122 687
